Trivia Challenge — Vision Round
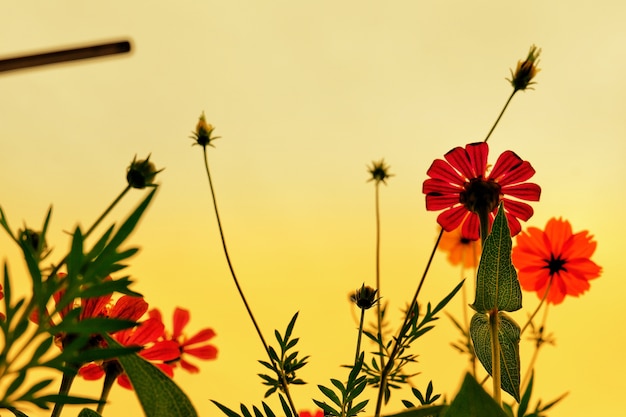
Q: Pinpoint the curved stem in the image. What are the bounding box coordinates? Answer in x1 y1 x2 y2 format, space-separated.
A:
50 367 76 417
483 90 517 143
489 310 501 405
201 148 298 415
348 308 366 411
374 228 444 417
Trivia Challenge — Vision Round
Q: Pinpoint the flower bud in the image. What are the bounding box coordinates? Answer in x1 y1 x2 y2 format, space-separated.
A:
508 45 541 91
350 284 379 310
190 112 220 148
126 154 162 189
367 159 393 185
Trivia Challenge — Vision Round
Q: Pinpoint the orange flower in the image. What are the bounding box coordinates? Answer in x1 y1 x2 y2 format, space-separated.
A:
512 217 602 305
438 227 480 269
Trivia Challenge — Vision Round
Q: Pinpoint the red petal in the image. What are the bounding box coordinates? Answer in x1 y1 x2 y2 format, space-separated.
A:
461 212 480 241
501 198 534 222
141 340 180 361
426 159 465 185
111 296 148 321
173 307 190 339
436 206 469 232
183 328 216 346
184 344 218 360
501 182 541 201
117 373 133 390
489 150 524 181
423 178 464 195
466 142 489 179
425 194 461 211
79 363 105 380
444 144 486 180
180 358 200 373
127 317 165 346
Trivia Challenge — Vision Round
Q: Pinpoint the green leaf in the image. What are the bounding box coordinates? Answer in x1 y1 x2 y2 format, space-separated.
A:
469 312 521 402
78 409 103 417
471 203 522 313
211 401 242 417
444 373 509 417
105 335 198 417
383 404 447 417
517 371 533 417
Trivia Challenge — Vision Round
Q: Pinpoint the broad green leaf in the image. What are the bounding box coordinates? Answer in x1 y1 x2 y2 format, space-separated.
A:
444 373 509 417
211 401 242 417
469 312 521 402
471 203 522 313
105 336 198 417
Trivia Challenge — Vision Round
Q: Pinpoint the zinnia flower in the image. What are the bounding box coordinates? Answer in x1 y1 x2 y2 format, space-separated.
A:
150 307 218 374
438 226 481 268
422 142 541 241
512 217 602 305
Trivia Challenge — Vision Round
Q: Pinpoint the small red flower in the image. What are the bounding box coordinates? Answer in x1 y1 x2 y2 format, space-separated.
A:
150 307 218 374
299 410 324 417
423 142 541 240
512 217 602 305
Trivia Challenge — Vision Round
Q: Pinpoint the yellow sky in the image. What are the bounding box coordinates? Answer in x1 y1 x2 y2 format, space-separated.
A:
2 1 625 416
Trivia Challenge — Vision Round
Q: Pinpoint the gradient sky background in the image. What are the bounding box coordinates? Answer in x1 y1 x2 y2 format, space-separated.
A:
2 1 625 416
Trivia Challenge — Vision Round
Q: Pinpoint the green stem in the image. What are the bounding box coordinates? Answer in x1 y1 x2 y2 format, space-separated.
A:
97 362 123 414
374 182 385 372
50 366 76 417
374 228 444 417
489 311 502 405
347 308 366 412
201 148 298 416
483 90 517 143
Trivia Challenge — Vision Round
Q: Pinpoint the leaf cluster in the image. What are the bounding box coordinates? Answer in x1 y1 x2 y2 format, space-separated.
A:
313 353 369 417
0 189 157 412
258 312 309 398
503 372 567 417
401 381 441 408
362 280 464 403
212 394 295 417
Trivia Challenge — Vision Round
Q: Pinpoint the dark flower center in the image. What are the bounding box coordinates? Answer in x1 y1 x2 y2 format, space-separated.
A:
459 177 502 214
545 255 567 275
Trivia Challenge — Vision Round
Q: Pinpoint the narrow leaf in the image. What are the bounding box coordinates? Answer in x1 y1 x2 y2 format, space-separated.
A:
445 373 509 417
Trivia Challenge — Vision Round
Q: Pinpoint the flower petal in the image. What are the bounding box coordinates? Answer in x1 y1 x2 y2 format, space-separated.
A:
436 206 469 232
173 307 190 339
501 182 541 201
426 159 466 185
111 296 148 321
425 194 461 211
183 328 217 347
184 344 218 360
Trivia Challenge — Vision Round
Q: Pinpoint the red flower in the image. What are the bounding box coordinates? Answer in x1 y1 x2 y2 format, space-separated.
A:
423 142 541 240
512 217 602 305
150 307 218 374
78 296 180 389
299 411 324 417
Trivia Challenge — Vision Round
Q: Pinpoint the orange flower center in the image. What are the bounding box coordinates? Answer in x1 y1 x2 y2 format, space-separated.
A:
459 177 502 214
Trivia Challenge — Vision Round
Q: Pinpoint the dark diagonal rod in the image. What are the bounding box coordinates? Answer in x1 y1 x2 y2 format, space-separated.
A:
0 40 131 73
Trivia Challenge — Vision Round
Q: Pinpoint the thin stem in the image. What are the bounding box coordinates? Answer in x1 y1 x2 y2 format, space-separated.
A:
374 182 385 372
489 311 502 405
50 368 76 417
374 228 444 417
520 303 550 393
483 90 517 143
347 308 366 411
97 362 123 414
201 148 298 416
520 277 553 335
